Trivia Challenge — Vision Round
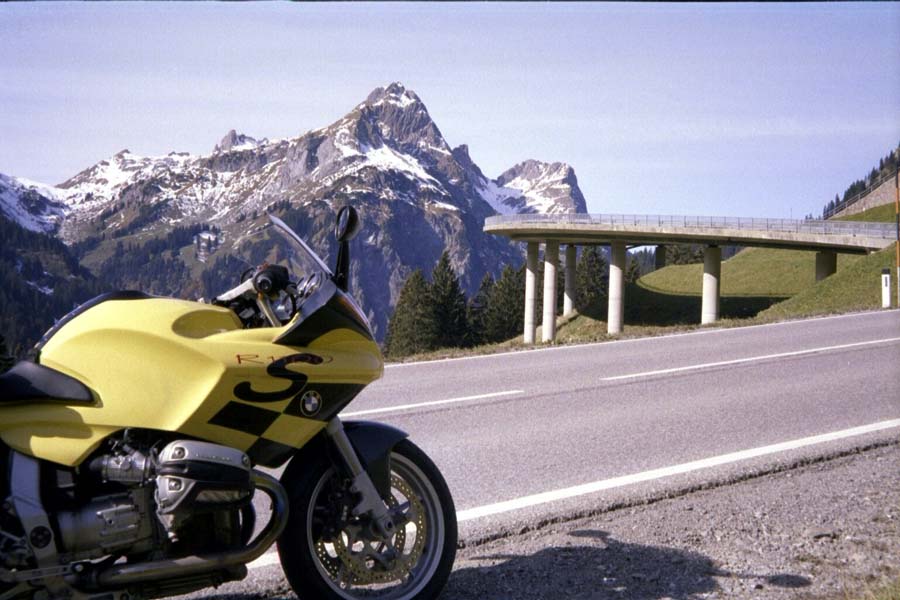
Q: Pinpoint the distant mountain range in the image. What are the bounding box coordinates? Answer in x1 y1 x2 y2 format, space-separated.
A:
0 82 588 345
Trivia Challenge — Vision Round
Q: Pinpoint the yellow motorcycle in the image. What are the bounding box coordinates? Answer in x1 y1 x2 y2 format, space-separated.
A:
0 208 457 600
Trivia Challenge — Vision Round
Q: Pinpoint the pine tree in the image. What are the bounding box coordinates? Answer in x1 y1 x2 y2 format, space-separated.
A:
482 265 524 343
430 251 470 348
575 246 607 314
626 257 642 283
666 244 704 265
384 270 439 358
466 273 494 346
0 334 14 373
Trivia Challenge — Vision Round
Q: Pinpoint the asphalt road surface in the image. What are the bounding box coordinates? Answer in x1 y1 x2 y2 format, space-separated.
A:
204 310 900 595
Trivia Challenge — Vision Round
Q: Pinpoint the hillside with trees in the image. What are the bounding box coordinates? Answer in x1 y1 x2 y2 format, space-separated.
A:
822 142 899 218
0 216 104 355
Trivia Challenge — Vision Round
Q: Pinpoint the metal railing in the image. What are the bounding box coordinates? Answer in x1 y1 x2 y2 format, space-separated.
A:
484 213 897 239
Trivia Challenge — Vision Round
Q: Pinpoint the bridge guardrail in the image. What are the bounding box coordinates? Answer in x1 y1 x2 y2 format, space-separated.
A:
484 214 897 239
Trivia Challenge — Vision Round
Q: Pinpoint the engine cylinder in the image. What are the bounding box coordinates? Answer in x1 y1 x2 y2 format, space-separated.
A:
56 490 155 558
154 440 253 537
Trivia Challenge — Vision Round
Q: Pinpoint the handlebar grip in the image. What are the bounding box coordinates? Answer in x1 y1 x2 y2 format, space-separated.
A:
256 274 274 293
253 265 290 296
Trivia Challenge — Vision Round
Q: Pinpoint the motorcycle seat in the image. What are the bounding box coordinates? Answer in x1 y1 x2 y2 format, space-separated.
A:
0 361 94 405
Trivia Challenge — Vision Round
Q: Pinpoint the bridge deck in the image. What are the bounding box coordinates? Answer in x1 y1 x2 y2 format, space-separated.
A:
484 214 895 254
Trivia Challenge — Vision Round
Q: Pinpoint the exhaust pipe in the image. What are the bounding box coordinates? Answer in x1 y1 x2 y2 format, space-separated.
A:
89 471 288 589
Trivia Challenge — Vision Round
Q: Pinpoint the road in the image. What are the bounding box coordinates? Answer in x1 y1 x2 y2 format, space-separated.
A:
354 309 900 535
211 310 900 594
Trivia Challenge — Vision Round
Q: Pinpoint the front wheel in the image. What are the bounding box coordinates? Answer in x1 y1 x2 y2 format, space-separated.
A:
278 439 457 600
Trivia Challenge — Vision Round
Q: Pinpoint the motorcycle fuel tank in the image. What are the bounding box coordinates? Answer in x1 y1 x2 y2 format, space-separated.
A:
0 295 383 467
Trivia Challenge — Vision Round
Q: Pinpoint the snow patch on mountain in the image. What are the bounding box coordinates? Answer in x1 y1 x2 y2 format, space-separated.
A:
477 178 521 216
0 173 67 233
358 143 445 192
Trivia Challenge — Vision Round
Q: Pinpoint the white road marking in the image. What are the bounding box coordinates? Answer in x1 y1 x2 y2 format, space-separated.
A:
385 309 900 369
456 418 900 522
249 418 900 571
341 390 524 417
602 336 900 382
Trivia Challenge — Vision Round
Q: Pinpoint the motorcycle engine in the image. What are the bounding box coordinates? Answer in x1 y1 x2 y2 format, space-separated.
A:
43 438 254 563
154 440 254 540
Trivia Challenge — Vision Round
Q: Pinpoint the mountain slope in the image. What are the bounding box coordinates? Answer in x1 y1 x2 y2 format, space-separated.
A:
0 174 67 234
2 82 590 342
0 215 102 353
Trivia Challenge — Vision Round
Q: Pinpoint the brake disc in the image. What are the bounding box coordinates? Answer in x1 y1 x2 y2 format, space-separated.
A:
316 474 427 586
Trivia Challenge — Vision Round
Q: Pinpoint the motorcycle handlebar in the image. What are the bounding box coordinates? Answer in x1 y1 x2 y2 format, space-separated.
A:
215 278 256 303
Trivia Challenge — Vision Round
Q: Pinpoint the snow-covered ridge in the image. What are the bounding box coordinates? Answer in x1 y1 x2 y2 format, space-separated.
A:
0 173 66 233
479 160 586 215
2 82 586 247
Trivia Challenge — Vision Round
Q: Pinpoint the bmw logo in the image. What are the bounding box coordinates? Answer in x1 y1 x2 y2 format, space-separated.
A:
300 391 322 417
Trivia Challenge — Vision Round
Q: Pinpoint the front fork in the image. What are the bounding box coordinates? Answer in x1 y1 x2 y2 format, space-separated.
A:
323 418 396 539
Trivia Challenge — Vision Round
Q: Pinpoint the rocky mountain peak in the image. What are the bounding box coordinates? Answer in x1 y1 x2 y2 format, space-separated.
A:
364 82 421 108
451 144 485 180
494 159 587 214
356 82 450 158
214 130 261 153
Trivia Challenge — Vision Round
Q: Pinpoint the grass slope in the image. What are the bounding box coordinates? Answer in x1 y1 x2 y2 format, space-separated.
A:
835 203 898 223
761 246 897 319
640 247 856 298
552 243 897 345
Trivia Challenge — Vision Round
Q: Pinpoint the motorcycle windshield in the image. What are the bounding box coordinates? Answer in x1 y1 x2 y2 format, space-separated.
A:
267 215 333 279
262 215 375 346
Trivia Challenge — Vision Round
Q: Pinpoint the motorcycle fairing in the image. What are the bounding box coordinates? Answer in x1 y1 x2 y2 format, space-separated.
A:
0 361 93 404
0 295 382 467
275 280 374 347
31 290 152 359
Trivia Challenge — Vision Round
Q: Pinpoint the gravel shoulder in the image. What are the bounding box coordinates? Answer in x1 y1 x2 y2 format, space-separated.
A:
444 442 900 600
188 442 900 600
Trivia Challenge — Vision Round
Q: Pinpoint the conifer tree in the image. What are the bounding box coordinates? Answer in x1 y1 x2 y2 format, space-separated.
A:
466 273 494 346
384 270 439 358
430 251 470 348
575 245 607 313
666 244 704 265
0 335 14 374
626 257 642 283
482 265 524 343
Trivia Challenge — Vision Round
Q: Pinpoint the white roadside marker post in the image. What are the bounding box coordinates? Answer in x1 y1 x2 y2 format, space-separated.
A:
882 269 892 309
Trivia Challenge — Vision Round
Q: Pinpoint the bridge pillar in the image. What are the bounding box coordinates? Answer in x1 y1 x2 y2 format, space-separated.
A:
542 240 559 342
701 245 721 325
608 241 626 334
655 244 667 270
564 245 577 316
815 250 837 282
524 242 538 344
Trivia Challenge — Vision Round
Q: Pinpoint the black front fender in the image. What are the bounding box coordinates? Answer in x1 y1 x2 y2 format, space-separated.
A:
342 421 407 497
281 420 407 499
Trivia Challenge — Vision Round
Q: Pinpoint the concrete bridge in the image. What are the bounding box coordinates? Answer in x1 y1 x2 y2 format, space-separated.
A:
483 214 896 343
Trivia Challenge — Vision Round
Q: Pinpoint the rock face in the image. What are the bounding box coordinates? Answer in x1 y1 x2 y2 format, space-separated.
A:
0 82 589 341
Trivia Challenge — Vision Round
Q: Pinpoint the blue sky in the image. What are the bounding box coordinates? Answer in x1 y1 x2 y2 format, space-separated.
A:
1 2 898 218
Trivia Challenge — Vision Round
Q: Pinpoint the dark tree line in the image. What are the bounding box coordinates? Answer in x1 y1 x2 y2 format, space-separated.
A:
823 142 899 218
384 246 616 358
0 216 105 356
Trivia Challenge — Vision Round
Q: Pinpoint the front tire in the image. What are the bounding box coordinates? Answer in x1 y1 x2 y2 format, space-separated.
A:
277 439 457 600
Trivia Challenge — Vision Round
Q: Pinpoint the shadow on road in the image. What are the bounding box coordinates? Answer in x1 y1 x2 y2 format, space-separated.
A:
443 529 811 600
